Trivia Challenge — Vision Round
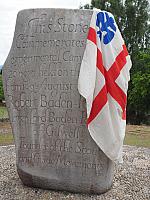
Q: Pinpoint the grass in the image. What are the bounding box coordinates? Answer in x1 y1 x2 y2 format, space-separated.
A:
0 121 13 145
0 121 149 148
0 106 9 119
0 133 14 146
124 125 150 148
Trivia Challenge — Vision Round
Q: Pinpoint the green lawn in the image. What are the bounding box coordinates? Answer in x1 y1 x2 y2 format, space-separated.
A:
0 106 8 119
0 133 14 145
124 132 150 147
0 121 13 145
124 125 150 148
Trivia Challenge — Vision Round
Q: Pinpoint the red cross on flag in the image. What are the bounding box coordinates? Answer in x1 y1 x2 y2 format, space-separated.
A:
78 10 132 163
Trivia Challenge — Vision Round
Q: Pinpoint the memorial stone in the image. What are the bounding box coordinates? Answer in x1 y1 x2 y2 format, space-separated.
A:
3 9 114 194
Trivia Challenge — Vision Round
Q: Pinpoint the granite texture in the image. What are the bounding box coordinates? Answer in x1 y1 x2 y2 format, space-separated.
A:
2 9 114 193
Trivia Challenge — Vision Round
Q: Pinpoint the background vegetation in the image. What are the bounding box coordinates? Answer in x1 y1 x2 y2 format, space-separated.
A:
81 0 150 125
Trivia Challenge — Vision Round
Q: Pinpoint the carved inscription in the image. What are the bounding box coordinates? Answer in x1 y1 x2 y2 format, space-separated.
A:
3 10 107 178
2 9 115 194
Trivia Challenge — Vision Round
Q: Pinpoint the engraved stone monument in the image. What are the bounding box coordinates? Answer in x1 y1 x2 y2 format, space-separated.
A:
3 9 114 194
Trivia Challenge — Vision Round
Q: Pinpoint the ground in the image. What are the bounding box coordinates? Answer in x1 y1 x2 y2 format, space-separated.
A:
0 145 149 200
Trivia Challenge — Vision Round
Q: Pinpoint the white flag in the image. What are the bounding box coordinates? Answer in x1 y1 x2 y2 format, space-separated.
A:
78 10 132 163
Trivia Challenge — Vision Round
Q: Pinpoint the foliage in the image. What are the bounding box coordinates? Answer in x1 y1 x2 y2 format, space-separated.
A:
80 3 93 9
80 0 150 124
91 0 125 32
127 50 150 124
123 0 149 55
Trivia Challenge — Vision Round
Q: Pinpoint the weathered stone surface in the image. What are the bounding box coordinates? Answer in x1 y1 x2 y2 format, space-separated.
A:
2 8 114 194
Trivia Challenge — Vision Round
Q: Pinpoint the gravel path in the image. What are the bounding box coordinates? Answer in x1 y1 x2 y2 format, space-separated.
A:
0 145 149 200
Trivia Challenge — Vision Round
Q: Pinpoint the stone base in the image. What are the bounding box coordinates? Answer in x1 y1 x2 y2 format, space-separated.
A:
17 163 114 194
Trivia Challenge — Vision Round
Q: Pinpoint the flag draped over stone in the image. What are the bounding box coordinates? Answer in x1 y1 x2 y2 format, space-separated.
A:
78 10 132 163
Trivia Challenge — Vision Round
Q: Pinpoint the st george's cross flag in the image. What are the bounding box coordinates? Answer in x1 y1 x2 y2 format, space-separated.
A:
78 10 132 163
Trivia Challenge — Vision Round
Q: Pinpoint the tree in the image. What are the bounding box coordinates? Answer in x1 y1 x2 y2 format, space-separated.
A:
80 3 93 9
81 0 150 54
81 0 150 124
124 0 150 124
90 0 125 32
91 0 106 10
127 50 150 124
123 0 149 57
